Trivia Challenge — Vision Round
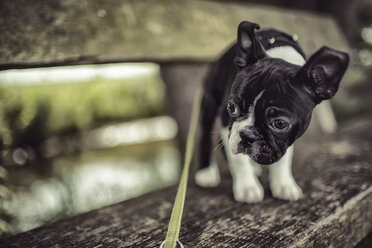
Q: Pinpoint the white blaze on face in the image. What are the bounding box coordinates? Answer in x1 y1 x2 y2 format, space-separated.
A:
229 91 264 154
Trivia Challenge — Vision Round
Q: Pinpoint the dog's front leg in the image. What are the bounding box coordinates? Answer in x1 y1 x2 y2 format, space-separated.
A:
221 128 264 203
269 146 303 201
230 154 265 203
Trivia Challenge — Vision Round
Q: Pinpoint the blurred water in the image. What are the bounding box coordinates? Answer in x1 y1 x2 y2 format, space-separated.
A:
0 141 180 234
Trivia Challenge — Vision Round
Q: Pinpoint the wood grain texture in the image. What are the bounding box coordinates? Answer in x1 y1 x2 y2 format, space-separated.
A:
0 0 348 70
1 116 371 248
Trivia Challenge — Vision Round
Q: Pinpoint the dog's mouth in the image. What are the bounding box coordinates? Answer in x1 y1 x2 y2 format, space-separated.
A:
237 142 277 165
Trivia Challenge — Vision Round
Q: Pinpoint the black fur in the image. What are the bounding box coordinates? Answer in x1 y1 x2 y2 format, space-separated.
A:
199 21 349 169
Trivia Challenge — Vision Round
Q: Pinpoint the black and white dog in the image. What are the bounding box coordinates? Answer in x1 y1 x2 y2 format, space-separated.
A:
195 21 349 203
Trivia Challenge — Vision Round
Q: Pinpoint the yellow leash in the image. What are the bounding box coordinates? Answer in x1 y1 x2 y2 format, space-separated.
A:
161 88 203 248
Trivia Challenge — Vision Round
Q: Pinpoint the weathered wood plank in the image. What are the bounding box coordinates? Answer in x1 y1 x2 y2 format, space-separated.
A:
0 115 371 247
0 0 348 69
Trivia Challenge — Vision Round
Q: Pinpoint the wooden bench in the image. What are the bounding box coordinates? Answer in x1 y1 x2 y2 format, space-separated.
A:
2 0 370 247
0 0 347 68
1 115 372 247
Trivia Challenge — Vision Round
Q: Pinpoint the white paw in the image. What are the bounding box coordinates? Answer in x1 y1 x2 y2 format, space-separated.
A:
233 177 264 203
270 179 303 201
195 162 220 187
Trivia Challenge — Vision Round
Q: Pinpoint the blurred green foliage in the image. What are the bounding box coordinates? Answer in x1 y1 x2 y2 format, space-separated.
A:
0 66 169 236
0 72 166 148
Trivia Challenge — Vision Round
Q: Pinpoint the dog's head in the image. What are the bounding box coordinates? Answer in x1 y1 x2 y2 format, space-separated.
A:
227 21 349 165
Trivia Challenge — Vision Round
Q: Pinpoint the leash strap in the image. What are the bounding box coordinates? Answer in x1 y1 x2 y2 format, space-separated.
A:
162 89 203 248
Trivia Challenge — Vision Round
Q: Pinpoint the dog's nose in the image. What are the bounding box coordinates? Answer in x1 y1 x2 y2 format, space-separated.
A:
240 128 260 143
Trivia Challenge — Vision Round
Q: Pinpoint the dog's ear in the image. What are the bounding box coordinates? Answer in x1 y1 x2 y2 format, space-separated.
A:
300 46 349 102
234 21 266 68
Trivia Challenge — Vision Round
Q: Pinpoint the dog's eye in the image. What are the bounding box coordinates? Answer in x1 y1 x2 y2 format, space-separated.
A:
271 119 289 130
227 101 240 117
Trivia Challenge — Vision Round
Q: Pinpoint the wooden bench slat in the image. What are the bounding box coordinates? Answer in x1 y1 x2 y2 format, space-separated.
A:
0 0 348 69
1 115 371 247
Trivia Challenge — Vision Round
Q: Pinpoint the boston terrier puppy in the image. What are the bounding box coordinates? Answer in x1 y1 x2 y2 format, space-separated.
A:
195 21 349 203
